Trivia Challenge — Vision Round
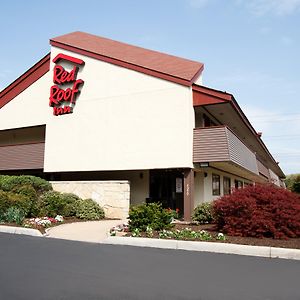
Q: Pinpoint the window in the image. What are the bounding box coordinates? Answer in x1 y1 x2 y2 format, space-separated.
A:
212 174 220 195
235 179 243 189
223 177 231 195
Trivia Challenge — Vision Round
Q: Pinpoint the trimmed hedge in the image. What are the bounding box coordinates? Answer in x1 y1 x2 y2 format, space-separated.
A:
0 175 52 193
192 202 213 224
213 184 300 239
75 198 105 220
39 191 80 217
128 202 174 231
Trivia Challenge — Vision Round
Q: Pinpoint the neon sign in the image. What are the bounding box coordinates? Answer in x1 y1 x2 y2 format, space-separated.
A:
49 53 84 116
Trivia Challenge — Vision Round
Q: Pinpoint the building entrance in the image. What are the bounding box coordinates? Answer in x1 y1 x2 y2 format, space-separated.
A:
149 169 184 214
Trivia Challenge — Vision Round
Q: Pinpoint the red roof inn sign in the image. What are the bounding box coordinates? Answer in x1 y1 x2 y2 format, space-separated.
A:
49 54 84 116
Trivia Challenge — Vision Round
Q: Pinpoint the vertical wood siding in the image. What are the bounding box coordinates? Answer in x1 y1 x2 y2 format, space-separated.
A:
0 142 45 170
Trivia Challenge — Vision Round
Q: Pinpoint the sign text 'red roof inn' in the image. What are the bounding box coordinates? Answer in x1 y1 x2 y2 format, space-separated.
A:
49 53 84 116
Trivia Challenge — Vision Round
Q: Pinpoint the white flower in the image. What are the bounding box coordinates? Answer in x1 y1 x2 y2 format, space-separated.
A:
217 232 226 241
55 215 64 222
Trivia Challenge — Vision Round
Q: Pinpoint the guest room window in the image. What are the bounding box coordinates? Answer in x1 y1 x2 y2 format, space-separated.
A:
212 174 220 195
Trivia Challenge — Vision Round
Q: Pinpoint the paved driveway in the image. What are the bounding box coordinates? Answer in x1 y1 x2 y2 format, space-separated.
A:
46 219 125 242
0 233 300 300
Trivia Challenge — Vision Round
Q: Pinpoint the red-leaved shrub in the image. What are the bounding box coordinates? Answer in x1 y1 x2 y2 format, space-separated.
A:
213 184 300 239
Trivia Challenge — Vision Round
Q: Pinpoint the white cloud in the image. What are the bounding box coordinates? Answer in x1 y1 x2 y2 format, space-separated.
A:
238 0 300 16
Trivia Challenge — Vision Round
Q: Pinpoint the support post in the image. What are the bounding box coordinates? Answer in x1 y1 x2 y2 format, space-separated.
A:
183 168 194 221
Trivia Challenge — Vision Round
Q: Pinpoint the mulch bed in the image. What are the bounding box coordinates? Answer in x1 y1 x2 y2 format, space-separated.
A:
175 224 300 249
126 223 300 249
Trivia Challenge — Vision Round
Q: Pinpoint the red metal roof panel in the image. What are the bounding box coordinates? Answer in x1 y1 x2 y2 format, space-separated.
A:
50 31 204 85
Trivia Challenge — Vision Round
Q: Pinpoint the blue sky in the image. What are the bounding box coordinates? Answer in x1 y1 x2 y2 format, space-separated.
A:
1 0 299 174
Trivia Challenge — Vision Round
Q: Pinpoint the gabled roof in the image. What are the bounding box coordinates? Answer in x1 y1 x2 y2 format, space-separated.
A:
0 54 50 109
50 31 204 86
192 84 285 178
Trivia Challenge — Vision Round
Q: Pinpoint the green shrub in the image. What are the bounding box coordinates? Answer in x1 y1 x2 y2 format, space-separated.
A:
192 202 213 224
60 193 81 217
75 199 105 220
39 191 80 217
12 185 38 201
0 175 52 193
0 190 10 216
7 192 32 216
0 190 32 217
11 185 39 217
128 202 173 231
4 207 25 225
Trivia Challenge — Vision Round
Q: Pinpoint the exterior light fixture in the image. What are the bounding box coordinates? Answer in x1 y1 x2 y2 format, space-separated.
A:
199 162 209 168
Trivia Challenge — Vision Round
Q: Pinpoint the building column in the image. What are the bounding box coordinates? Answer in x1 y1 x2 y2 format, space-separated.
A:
184 168 194 221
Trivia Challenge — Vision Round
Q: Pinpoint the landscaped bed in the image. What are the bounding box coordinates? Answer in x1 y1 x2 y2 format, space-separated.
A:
121 223 300 249
0 175 107 235
113 184 300 250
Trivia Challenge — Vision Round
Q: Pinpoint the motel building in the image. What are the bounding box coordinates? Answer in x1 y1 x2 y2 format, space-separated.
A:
0 31 285 220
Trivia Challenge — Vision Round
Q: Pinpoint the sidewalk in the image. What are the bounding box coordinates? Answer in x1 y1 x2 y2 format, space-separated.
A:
2 221 300 260
46 219 125 243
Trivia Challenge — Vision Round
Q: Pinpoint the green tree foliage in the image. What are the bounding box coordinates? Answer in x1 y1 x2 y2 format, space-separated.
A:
292 175 300 194
284 173 300 190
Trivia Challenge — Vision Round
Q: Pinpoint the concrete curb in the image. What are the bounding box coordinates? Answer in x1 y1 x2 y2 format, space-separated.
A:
0 225 43 237
102 236 300 261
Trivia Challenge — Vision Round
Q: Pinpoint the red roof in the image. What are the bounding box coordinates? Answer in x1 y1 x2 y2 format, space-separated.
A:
50 31 204 86
0 54 50 109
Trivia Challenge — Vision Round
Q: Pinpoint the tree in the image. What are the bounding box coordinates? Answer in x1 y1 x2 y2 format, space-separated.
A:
285 173 300 193
291 175 300 194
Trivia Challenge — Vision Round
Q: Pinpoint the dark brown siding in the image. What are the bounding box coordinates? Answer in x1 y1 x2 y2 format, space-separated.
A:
193 126 258 174
226 129 258 174
257 159 270 179
0 142 45 170
193 127 230 162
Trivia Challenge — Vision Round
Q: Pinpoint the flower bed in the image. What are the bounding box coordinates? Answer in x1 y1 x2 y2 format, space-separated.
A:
24 215 64 228
110 223 300 249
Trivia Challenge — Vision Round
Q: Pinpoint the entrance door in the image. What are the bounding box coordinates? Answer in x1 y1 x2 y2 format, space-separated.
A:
149 169 184 214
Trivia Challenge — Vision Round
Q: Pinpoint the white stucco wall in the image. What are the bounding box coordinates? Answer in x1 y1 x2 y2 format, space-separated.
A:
194 171 204 207
194 168 252 205
43 47 194 172
0 73 51 130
